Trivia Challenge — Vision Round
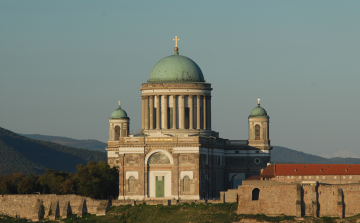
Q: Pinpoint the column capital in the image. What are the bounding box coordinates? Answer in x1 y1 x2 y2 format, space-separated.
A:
180 95 185 99
141 96 147 99
149 95 154 99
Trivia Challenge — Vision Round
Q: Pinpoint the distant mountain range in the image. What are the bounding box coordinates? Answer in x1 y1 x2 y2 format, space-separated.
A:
0 127 106 175
17 134 360 165
272 146 360 164
20 134 107 152
2 127 360 176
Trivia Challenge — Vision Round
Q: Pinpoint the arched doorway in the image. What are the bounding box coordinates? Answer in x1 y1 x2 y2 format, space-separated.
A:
232 174 245 189
146 151 174 198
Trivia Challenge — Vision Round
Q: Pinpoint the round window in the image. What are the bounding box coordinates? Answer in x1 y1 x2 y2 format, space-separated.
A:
254 158 260 164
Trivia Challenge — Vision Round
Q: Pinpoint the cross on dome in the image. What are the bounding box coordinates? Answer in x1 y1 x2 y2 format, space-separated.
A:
257 98 260 106
173 36 180 47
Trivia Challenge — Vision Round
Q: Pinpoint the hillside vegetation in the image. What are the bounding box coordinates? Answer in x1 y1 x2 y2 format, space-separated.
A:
0 127 106 175
20 134 107 152
0 161 118 199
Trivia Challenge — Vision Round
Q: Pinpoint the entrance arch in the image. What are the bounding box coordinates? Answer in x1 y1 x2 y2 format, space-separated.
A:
146 150 174 198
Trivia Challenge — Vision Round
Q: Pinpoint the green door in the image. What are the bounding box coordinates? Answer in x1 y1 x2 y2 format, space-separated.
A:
156 176 164 197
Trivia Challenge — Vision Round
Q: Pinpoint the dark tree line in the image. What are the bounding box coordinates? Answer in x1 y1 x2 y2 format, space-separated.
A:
0 161 119 199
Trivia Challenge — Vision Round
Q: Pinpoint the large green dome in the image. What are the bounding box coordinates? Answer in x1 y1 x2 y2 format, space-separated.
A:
110 106 128 119
249 105 268 118
148 52 204 83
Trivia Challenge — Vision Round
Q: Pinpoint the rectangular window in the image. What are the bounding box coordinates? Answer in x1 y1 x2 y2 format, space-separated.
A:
185 107 190 129
153 108 156 129
169 108 173 128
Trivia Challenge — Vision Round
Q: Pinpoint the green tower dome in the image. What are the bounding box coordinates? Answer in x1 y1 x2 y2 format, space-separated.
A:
110 106 128 119
148 50 205 83
249 100 269 118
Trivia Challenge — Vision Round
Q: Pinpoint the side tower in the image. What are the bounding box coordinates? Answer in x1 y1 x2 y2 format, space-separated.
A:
109 101 130 140
248 99 271 149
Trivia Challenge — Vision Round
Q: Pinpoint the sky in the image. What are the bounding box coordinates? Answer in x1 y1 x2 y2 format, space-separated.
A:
1 1 360 158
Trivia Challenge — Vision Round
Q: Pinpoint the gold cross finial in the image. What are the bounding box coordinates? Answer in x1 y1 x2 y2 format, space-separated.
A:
118 100 121 107
173 36 180 48
257 98 260 105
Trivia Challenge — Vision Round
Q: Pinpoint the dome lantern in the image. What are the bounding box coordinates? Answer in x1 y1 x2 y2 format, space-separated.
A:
110 101 129 119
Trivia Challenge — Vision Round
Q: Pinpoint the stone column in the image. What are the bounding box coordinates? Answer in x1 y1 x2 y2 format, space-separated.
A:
189 95 193 129
163 95 168 129
144 96 149 130
156 95 160 130
139 154 145 197
172 95 177 129
149 96 154 130
144 152 148 198
179 95 185 129
203 96 207 130
171 154 180 199
208 96 212 130
196 95 201 129
109 123 113 141
194 153 200 197
119 154 125 199
141 96 145 129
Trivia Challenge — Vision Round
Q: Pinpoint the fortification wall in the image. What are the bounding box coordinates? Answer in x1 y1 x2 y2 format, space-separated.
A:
237 181 298 216
274 175 360 184
237 181 360 218
0 194 109 221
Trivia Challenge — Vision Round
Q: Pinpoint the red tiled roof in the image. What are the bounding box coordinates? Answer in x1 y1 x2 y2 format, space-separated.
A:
246 175 261 180
274 164 360 176
260 165 275 178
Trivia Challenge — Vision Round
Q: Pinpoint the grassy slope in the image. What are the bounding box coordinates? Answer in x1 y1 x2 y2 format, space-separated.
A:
0 127 106 175
7 203 357 223
3 203 360 223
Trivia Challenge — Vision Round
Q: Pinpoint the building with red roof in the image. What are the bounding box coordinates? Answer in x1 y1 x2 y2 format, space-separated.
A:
254 164 360 184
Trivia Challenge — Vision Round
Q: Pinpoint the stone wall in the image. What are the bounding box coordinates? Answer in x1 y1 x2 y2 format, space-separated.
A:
274 175 360 184
0 194 110 221
237 181 360 218
237 181 298 216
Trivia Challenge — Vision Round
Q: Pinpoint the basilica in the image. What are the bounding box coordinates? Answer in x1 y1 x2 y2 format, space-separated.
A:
106 38 272 200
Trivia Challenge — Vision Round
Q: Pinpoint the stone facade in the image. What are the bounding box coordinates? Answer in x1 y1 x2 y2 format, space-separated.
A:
107 135 271 200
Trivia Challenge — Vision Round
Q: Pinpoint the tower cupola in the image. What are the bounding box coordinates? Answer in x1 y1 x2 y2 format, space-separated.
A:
109 101 130 140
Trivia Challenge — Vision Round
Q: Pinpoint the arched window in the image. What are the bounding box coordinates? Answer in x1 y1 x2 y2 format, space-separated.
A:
183 176 190 192
255 125 260 140
252 188 260 200
148 152 170 164
129 176 136 192
232 174 244 189
115 126 120 140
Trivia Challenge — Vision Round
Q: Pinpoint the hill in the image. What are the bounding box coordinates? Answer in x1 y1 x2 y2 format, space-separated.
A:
0 127 106 175
272 146 360 164
20 134 107 152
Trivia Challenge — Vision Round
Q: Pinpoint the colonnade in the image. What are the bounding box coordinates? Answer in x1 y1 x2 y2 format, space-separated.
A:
141 95 211 131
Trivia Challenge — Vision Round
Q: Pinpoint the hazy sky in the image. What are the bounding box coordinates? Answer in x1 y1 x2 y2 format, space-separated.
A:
1 1 359 158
